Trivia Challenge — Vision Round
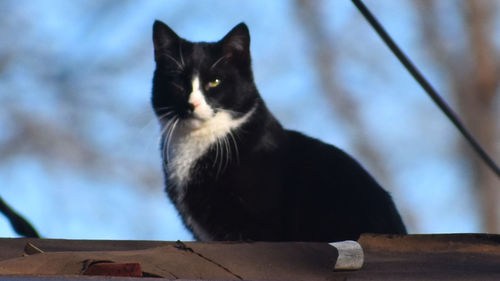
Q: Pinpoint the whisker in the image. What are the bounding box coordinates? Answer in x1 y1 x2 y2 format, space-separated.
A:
171 82 184 91
210 55 227 70
162 134 169 166
160 115 177 136
156 106 177 111
216 138 223 176
178 42 185 68
161 120 173 164
164 69 183 75
216 138 224 179
159 115 180 165
228 130 240 165
219 137 227 178
222 135 231 172
160 120 174 162
165 117 180 163
212 139 219 169
139 116 159 134
164 53 183 70
158 111 176 122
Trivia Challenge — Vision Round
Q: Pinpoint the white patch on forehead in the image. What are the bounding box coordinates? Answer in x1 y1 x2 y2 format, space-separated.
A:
166 104 256 193
188 76 214 120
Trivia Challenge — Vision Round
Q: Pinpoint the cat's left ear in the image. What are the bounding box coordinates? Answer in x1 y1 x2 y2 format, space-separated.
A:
153 20 180 60
221 23 250 61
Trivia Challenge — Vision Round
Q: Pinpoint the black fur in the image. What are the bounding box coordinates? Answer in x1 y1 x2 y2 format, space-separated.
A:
152 20 406 242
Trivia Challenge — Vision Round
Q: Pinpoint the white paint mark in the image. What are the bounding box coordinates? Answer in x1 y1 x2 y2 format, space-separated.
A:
330 240 364 271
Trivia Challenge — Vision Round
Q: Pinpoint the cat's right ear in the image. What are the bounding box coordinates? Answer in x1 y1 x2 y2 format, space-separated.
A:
221 23 251 62
153 20 179 59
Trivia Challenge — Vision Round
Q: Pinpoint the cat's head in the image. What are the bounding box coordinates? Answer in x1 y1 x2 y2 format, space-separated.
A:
152 21 258 129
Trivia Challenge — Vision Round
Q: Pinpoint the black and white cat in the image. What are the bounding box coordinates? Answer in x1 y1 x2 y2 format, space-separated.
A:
151 20 407 242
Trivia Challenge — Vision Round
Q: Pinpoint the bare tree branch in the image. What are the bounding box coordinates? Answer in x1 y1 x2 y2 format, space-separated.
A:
414 0 500 232
293 0 388 182
293 0 417 231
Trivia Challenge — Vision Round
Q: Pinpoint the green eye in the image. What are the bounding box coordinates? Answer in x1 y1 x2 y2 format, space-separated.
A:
207 78 221 89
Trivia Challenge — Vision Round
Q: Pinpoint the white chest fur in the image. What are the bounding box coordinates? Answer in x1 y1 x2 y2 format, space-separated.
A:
164 76 255 194
167 111 250 187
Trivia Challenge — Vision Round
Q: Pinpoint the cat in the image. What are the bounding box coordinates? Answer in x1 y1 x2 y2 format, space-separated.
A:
151 20 407 242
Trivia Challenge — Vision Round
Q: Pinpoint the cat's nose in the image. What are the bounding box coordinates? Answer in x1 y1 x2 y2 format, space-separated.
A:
186 103 195 114
187 99 202 114
189 99 201 108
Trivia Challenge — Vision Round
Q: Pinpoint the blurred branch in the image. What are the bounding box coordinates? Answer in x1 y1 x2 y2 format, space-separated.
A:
0 1 162 193
294 0 417 230
0 109 160 190
415 1 466 83
414 0 500 232
293 0 391 185
296 0 402 189
0 197 39 238
461 0 500 233
463 1 500 103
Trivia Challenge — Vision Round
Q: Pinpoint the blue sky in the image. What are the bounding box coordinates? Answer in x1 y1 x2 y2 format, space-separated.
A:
0 0 489 239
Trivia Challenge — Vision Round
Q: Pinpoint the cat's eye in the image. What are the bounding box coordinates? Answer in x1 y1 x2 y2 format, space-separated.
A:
206 79 221 89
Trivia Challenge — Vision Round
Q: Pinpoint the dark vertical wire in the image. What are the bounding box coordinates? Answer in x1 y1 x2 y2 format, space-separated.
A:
351 0 500 178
